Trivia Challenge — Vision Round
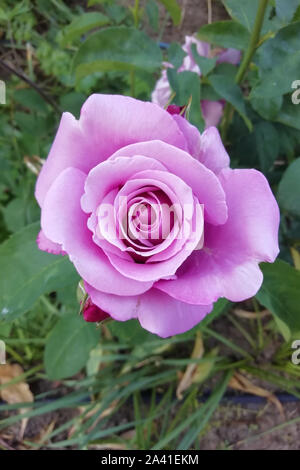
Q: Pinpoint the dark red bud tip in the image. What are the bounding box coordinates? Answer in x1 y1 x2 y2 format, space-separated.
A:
83 298 110 323
166 104 185 116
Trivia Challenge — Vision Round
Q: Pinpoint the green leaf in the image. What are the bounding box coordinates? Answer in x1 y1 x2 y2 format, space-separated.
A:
197 20 250 51
277 157 300 217
14 89 48 114
44 314 99 380
61 12 110 45
74 26 162 79
250 94 283 121
275 97 300 130
109 319 154 346
275 0 300 24
222 0 274 35
146 0 159 32
167 69 205 132
209 71 252 131
201 84 221 101
14 112 49 137
273 315 291 342
256 260 300 333
167 42 185 69
191 43 216 76
254 122 279 173
0 223 79 321
59 92 86 118
158 0 181 25
251 22 300 100
2 197 40 232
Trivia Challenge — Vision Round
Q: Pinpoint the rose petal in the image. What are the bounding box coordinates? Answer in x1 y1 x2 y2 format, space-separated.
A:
109 140 228 225
36 94 187 207
41 167 153 296
156 168 280 304
81 155 166 214
172 117 230 174
37 229 65 255
201 100 224 128
85 282 213 337
218 48 241 65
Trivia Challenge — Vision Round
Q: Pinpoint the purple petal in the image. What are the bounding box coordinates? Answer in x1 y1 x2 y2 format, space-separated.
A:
171 117 229 174
109 140 228 225
37 230 65 255
156 168 280 304
35 94 187 207
41 167 153 296
85 282 213 337
201 100 224 128
218 48 241 65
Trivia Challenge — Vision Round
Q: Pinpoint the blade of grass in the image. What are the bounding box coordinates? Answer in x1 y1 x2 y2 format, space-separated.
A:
152 371 232 450
178 370 232 449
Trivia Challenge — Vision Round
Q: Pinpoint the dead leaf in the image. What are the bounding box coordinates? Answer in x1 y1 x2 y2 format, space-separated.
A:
233 308 270 320
0 363 34 439
89 443 128 450
290 247 300 270
229 371 285 418
176 331 204 399
24 155 44 175
0 364 33 404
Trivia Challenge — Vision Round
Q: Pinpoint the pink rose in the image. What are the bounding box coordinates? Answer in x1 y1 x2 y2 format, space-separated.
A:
152 35 241 128
36 94 279 337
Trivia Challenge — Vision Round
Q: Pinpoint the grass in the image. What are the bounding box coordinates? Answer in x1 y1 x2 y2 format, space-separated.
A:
1 297 300 449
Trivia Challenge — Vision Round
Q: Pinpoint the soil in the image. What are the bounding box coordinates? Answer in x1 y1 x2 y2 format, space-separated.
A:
159 0 229 43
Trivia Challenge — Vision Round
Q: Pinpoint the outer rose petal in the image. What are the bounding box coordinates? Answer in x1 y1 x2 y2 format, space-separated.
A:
85 282 213 338
155 168 280 304
182 36 210 67
41 167 153 296
37 230 65 255
35 94 187 207
201 100 224 128
151 69 171 108
109 140 228 225
172 117 230 175
218 48 241 65
198 126 230 174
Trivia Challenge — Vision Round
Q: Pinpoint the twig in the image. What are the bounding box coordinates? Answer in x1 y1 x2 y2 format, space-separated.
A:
207 0 212 24
0 58 61 114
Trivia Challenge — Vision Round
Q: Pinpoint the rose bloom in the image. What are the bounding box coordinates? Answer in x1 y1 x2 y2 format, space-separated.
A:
152 35 241 128
36 94 279 337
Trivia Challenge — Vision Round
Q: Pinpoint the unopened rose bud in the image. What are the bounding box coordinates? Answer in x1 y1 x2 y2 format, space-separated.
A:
166 104 184 115
82 298 110 323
